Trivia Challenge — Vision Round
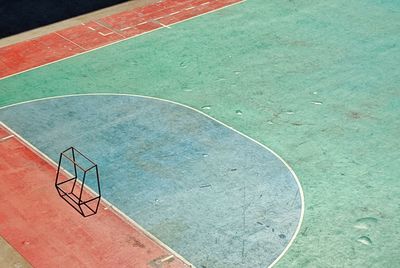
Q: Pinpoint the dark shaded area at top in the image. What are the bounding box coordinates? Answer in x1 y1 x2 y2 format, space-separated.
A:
0 0 128 38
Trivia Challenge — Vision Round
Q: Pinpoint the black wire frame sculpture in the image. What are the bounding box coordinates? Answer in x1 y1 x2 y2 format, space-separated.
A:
55 147 101 217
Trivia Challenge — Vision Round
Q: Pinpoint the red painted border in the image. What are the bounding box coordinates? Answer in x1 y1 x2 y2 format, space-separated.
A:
0 124 190 267
0 0 242 79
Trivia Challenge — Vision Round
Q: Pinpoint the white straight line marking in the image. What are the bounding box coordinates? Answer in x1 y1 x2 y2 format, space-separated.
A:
160 1 245 29
137 21 147 26
0 88 303 268
0 0 247 81
0 120 195 268
160 255 175 262
201 2 210 5
88 26 95 31
120 26 132 31
185 6 195 10
54 32 87 51
93 20 125 38
98 31 114 36
169 11 181 16
0 134 14 142
158 22 171 29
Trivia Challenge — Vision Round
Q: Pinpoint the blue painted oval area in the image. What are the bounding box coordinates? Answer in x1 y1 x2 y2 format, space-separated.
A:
0 95 303 267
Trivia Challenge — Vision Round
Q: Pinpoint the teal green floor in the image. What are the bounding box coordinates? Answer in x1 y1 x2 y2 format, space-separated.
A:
1 0 399 266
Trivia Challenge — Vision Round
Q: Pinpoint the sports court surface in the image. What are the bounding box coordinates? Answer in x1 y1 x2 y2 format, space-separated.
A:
0 0 399 267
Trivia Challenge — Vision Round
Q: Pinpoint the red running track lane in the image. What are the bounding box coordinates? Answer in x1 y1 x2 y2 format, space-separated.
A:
0 0 243 79
0 123 191 268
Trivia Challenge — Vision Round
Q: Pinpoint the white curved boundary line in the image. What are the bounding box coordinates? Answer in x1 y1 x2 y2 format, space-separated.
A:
0 93 305 268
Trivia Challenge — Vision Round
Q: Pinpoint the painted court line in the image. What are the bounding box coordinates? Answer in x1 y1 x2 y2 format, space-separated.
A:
93 20 125 38
170 11 182 16
0 0 245 80
0 93 304 267
54 32 87 51
0 134 14 142
0 121 194 267
158 21 172 29
120 26 132 31
98 32 114 36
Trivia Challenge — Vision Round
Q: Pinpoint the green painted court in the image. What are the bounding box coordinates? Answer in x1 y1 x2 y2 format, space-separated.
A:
1 0 399 267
